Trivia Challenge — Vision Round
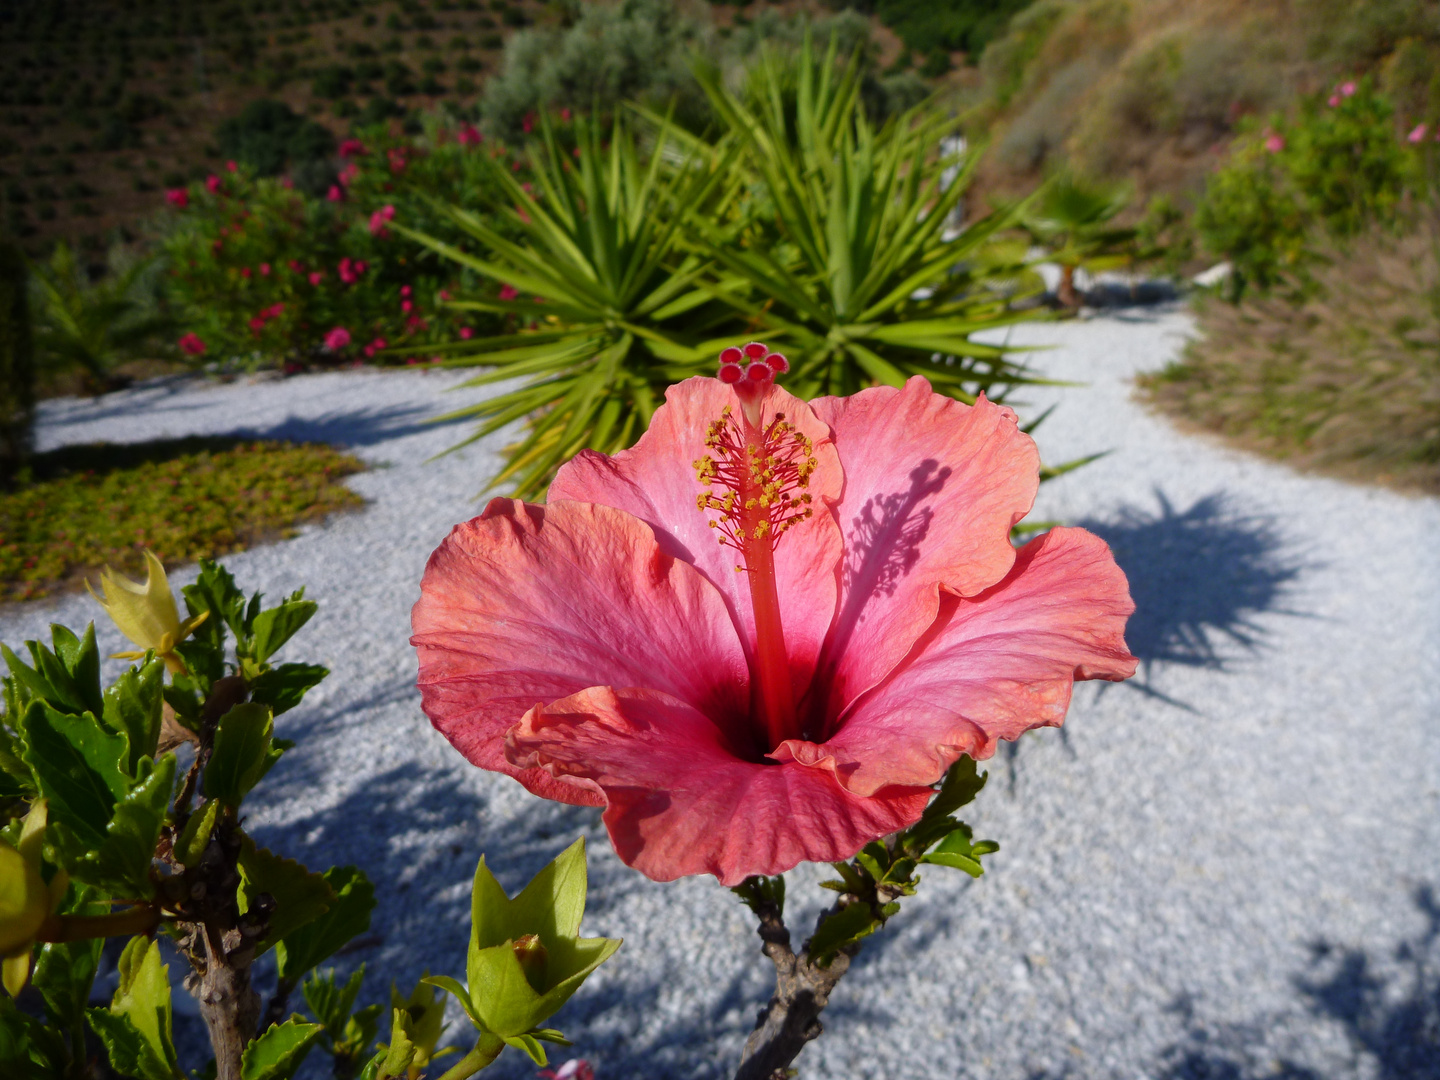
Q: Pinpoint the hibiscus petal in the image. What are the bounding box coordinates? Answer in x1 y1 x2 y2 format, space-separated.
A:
774 527 1137 796
805 378 1040 731
412 498 751 804
550 377 844 703
505 686 933 885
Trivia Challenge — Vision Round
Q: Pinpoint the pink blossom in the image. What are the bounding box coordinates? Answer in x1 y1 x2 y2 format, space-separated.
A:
280 176 294 189
1263 132 1284 153
538 1060 592 1080
339 162 360 186
165 188 189 209
177 332 207 356
1340 81 1356 97
369 204 396 237
458 123 482 147
364 345 375 358
499 284 519 301
522 111 535 134
388 148 408 174
289 260 304 273
260 263 271 276
324 326 352 350
372 337 387 350
401 299 414 313
339 257 359 285
413 351 1137 885
439 290 451 301
338 138 369 158
206 175 222 194
1409 123 1428 144
460 326 473 339
249 316 266 334
1328 95 1341 107
560 108 571 122
401 285 412 297
226 159 238 172
309 271 325 286
266 303 285 318
327 185 344 202
240 267 252 279
407 315 426 330
211 240 224 254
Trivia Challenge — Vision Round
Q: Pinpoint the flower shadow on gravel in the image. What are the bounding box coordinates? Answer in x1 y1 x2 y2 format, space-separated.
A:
1079 490 1306 685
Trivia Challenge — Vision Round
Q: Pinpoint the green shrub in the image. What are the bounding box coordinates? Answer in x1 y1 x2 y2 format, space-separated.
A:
0 437 364 601
1195 79 1421 293
215 98 336 181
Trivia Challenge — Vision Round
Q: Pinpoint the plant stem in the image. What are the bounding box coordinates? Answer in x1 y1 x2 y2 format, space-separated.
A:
259 974 296 1036
434 1032 506 1080
733 892 855 1080
40 903 160 943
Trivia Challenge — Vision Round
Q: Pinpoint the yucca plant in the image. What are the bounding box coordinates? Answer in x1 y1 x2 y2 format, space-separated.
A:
395 112 744 498
675 33 1046 402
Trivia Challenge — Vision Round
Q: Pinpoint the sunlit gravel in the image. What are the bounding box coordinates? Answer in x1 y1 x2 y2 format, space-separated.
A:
10 308 1438 1079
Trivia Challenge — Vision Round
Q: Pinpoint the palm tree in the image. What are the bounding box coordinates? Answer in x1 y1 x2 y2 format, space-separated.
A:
1022 174 1136 309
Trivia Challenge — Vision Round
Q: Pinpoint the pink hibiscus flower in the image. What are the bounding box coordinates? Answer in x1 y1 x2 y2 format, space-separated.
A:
324 326 352 350
412 346 1137 885
165 188 188 209
177 332 206 356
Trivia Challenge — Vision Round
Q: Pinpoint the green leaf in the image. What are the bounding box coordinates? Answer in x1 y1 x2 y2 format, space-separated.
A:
248 664 328 718
174 798 220 868
502 1032 548 1067
302 966 365 1040
48 624 104 719
919 825 1000 878
904 756 989 853
806 901 880 968
359 1009 417 1080
0 1002 60 1080
32 885 106 1028
183 559 245 649
237 836 335 955
102 658 165 773
249 595 317 665
19 702 128 846
422 975 480 1029
88 936 182 1080
204 704 274 808
275 866 376 982
58 754 176 897
241 1018 323 1080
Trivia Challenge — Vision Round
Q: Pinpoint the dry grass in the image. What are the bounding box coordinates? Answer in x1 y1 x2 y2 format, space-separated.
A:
1138 210 1440 494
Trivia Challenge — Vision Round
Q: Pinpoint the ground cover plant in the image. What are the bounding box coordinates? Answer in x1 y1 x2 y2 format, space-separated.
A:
0 555 619 1080
1139 208 1440 494
0 437 363 602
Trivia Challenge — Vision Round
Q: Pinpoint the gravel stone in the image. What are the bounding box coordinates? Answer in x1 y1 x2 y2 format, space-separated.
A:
10 310 1438 1079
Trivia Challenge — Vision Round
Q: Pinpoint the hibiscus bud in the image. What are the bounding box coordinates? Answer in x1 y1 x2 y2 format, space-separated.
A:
87 551 209 674
424 838 620 1040
512 933 548 993
0 802 68 997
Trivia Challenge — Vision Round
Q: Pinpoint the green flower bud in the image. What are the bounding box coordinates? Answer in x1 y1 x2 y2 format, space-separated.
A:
0 802 67 997
426 838 621 1041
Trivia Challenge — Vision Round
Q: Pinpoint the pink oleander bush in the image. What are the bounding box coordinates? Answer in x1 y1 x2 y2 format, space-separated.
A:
158 121 539 371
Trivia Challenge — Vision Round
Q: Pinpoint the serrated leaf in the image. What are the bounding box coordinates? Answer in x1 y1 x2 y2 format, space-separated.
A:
183 560 244 648
19 702 128 846
0 1004 58 1080
248 664 328 717
806 901 880 968
360 1009 417 1080
174 799 219 868
302 966 364 1038
49 624 104 719
2 644 58 711
249 596 317 665
275 866 376 982
241 1018 323 1080
60 755 175 897
88 936 181 1080
102 659 165 773
904 756 989 854
855 842 887 883
237 836 334 955
32 884 106 1028
204 704 274 808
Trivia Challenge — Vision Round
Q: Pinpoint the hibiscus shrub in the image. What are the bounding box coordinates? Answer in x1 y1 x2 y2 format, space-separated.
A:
159 119 529 371
0 556 615 1080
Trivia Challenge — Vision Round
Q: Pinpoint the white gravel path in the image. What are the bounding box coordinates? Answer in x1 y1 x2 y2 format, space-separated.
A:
10 309 1439 1079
